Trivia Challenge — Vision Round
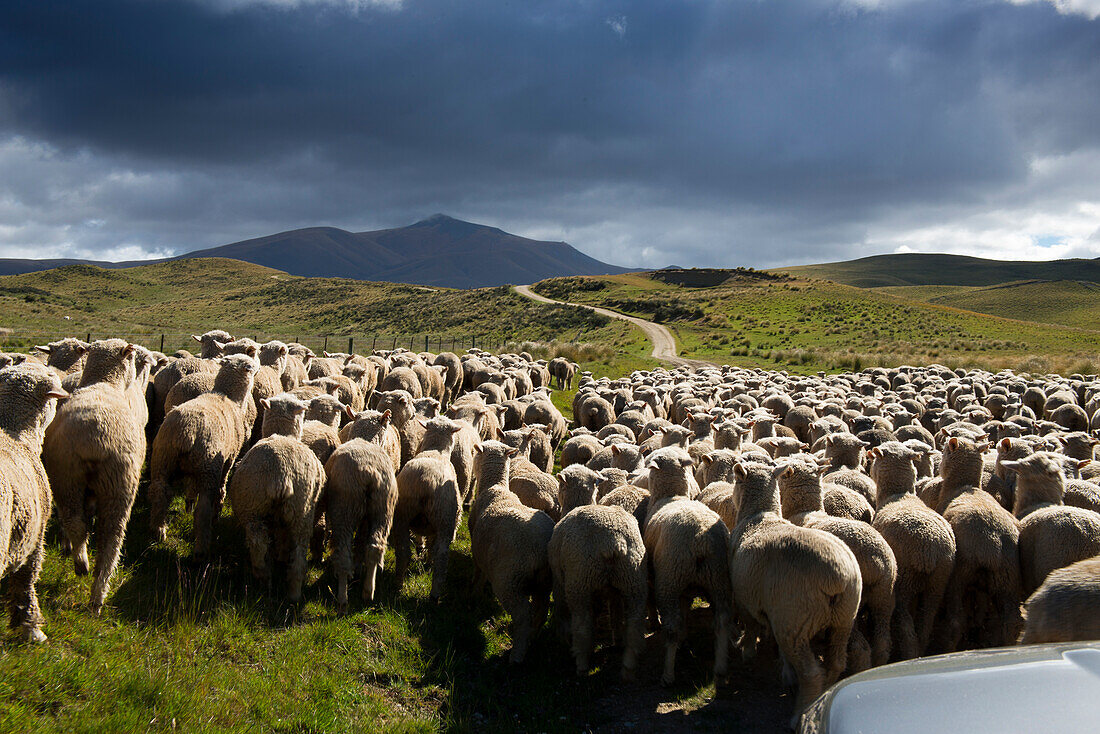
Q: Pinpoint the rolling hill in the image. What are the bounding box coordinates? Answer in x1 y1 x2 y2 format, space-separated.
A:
878 279 1100 330
0 215 629 288
775 253 1100 288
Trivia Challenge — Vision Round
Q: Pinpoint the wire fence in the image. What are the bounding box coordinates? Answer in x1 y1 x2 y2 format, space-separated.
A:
0 331 524 356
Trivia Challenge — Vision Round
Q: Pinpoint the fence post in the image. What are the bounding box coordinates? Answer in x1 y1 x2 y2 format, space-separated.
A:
425 335 429 353
392 336 397 350
323 335 328 353
348 336 354 354
87 332 92 343
372 336 377 352
160 334 165 352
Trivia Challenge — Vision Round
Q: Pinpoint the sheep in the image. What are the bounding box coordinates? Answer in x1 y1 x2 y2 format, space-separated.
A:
375 390 423 467
298 393 348 464
931 436 1022 651
148 353 259 559
643 495 733 685
228 396 325 602
728 461 861 728
380 366 423 398
777 460 897 670
645 446 698 501
1000 452 1100 595
548 504 647 679
1018 556 1100 645
392 417 464 599
468 441 555 663
325 438 399 612
342 409 402 472
868 442 956 660
42 339 146 612
34 337 88 376
502 429 561 519
699 475 741 525
432 352 464 406
556 464 602 516
0 362 68 641
560 433 602 469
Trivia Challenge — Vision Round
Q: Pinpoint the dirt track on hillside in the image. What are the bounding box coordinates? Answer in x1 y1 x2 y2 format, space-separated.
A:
513 284 715 369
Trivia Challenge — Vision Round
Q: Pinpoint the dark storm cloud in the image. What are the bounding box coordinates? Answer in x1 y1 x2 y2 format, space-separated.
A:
0 0 1098 266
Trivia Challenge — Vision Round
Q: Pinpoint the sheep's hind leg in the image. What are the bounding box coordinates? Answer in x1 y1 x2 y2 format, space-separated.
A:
8 546 47 643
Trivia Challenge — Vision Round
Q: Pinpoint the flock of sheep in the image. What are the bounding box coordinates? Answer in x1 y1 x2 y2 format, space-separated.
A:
2 331 1100 727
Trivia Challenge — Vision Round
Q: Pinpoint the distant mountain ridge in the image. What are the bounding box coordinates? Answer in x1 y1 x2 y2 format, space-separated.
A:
0 215 630 288
776 252 1100 288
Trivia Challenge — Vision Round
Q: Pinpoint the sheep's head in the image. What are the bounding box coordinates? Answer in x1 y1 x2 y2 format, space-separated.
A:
646 446 694 486
557 464 601 513
192 330 234 358
0 361 68 446
999 452 1065 481
34 338 89 371
473 439 519 475
306 394 347 428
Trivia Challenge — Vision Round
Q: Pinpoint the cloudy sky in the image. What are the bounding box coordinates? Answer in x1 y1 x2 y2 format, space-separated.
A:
1 0 1098 268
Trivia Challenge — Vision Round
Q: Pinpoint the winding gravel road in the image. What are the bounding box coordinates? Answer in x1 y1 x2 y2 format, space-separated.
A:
514 284 714 369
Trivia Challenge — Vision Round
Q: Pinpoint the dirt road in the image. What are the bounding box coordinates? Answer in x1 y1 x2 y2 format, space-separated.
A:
513 284 714 369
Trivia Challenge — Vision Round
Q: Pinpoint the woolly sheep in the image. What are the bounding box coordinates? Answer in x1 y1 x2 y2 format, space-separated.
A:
0 362 68 641
148 353 259 558
1001 452 1100 595
392 417 464 599
643 495 732 685
228 395 325 602
468 441 555 662
548 503 647 679
868 442 956 660
1018 556 1100 645
43 339 147 612
729 461 861 728
325 438 399 611
778 460 897 670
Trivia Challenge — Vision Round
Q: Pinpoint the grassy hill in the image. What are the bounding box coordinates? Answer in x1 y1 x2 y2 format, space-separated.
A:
0 258 655 375
532 272 1100 375
775 253 1100 288
876 279 1100 331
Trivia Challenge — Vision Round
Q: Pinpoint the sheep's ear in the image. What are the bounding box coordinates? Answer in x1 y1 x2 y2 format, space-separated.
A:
782 466 795 479
611 444 621 456
293 404 308 415
260 398 271 410
344 405 356 419
326 383 340 395
701 454 713 465
450 423 463 433
506 446 520 457
948 437 959 450
747 420 756 428
75 344 87 354
324 351 334 358
246 345 257 357
816 464 831 476
34 345 50 353
213 339 227 351
1078 459 1092 471
46 389 69 400
732 463 747 480
417 417 428 428
191 334 202 343
279 346 289 356
869 447 882 459
1000 437 1012 450
380 409 392 424
473 443 484 455
123 343 137 356
1000 460 1020 473
557 474 566 487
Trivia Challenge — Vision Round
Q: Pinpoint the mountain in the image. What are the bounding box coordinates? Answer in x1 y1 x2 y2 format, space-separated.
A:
0 215 630 288
775 253 1100 288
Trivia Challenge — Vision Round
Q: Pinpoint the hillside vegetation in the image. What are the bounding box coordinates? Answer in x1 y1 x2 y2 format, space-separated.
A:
0 259 655 375
532 271 1100 375
776 252 1100 287
876 279 1100 331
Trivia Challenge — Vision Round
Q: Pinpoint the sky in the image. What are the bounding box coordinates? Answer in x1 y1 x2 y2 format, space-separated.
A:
1 0 1099 269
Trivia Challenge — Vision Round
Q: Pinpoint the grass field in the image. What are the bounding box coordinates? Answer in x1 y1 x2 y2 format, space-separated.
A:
0 260 657 376
531 272 1100 375
875 279 1100 331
